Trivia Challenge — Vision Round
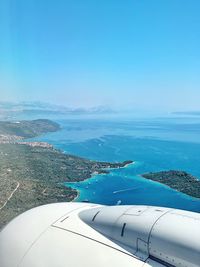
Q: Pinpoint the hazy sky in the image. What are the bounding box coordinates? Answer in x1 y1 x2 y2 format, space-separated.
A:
0 0 200 111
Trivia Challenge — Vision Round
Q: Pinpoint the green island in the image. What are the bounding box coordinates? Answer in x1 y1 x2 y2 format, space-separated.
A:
142 170 200 199
0 119 132 229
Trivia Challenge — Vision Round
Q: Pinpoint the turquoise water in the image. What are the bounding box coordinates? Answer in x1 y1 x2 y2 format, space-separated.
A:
30 116 200 212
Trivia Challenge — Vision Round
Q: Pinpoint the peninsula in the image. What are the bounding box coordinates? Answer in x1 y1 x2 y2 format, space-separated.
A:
0 119 60 142
142 170 200 199
0 119 132 229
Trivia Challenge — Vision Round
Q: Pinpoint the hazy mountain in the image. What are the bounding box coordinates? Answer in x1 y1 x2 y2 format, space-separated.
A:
172 111 200 116
0 102 116 120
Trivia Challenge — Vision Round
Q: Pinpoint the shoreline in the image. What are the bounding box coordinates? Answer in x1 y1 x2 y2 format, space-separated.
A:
104 161 135 171
0 119 134 228
141 170 200 200
1 118 200 228
65 161 135 202
141 175 200 201
69 165 200 203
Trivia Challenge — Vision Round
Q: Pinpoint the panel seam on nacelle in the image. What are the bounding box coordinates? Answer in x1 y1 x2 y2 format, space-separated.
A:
147 209 173 255
52 204 98 225
110 206 134 238
148 254 176 267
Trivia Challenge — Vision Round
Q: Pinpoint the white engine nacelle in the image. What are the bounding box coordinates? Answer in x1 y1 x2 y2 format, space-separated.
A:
0 203 200 267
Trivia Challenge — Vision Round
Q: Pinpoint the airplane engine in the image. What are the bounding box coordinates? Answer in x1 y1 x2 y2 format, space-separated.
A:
0 203 200 267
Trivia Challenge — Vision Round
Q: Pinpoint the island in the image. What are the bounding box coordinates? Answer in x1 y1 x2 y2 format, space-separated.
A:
142 170 200 199
0 119 133 229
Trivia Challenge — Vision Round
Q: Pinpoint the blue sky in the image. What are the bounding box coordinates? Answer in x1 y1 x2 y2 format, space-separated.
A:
0 0 200 111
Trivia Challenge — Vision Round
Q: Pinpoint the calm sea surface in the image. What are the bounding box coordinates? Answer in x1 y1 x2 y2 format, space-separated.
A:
30 115 200 212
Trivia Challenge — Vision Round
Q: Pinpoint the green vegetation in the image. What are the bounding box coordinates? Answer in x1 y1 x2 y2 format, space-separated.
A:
0 119 132 228
0 119 60 140
142 170 200 199
0 143 130 228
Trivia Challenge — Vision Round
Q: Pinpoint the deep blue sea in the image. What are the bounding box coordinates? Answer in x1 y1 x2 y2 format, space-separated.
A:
30 115 200 213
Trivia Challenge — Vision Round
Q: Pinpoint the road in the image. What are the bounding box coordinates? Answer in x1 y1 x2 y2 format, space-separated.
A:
0 181 20 211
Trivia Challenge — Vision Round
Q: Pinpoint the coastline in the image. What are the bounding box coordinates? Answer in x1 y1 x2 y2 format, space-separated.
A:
68 162 200 203
105 161 135 170
0 119 135 228
65 161 135 202
1 118 200 228
141 171 200 200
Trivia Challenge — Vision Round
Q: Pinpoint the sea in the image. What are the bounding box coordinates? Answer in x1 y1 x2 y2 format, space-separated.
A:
26 114 200 213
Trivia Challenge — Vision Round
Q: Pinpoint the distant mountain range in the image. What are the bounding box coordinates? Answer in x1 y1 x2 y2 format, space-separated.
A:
0 101 116 120
172 111 200 116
